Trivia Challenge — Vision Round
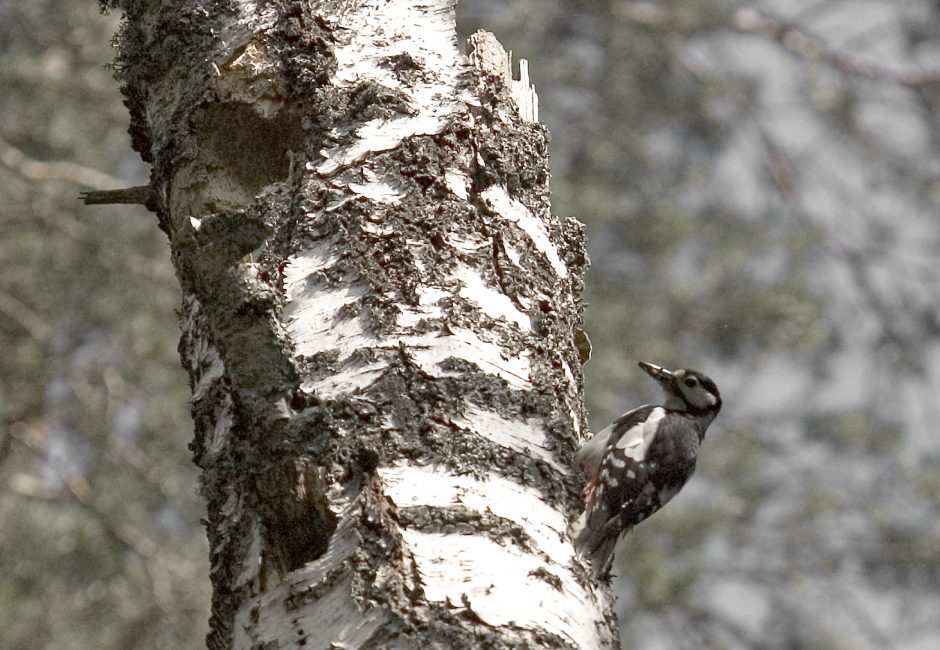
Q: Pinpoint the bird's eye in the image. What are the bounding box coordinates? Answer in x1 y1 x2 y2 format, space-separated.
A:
684 377 698 387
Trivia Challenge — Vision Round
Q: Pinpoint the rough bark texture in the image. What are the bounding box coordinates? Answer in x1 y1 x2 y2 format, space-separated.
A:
104 0 616 647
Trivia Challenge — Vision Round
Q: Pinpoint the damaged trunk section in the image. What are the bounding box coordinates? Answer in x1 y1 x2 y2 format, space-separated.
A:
108 0 615 647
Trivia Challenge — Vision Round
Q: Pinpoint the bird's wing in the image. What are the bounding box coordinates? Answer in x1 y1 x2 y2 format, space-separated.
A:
608 406 666 462
575 405 657 478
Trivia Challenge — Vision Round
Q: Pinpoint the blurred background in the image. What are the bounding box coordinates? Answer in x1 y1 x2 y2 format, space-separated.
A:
2 1 939 648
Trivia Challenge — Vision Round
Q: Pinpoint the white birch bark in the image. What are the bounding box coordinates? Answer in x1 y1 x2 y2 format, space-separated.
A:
105 0 615 647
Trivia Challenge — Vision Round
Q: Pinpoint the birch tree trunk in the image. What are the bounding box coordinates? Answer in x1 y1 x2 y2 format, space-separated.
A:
101 0 615 646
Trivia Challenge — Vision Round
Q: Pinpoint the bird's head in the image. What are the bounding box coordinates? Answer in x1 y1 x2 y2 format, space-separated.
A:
638 361 722 417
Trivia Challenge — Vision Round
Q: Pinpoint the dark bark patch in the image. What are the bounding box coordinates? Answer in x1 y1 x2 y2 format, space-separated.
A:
528 566 564 591
283 566 346 612
257 457 338 573
196 103 305 205
397 505 541 555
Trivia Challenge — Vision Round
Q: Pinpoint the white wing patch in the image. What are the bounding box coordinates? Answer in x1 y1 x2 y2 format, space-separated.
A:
613 407 666 462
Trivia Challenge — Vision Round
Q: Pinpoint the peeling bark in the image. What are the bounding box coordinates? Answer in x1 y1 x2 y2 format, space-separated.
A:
103 0 615 647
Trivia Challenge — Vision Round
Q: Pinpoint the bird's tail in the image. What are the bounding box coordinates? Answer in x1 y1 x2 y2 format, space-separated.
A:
570 511 629 579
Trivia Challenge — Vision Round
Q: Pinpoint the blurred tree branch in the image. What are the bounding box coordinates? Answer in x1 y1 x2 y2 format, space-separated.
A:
730 9 940 88
0 290 52 342
0 137 124 188
621 3 940 87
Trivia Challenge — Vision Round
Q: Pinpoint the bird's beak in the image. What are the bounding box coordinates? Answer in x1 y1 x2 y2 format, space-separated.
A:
638 361 675 386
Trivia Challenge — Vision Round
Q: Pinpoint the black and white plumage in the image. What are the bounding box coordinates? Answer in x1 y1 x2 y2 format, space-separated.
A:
571 361 722 578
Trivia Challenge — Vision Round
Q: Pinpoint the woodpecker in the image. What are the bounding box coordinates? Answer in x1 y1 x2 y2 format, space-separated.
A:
571 361 722 578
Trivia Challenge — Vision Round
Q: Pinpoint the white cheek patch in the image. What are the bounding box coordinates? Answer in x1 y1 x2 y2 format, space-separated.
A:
681 384 717 409
691 388 717 408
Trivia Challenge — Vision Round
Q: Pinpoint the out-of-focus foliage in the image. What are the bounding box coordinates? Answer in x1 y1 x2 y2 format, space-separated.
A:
0 2 208 648
456 1 940 648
